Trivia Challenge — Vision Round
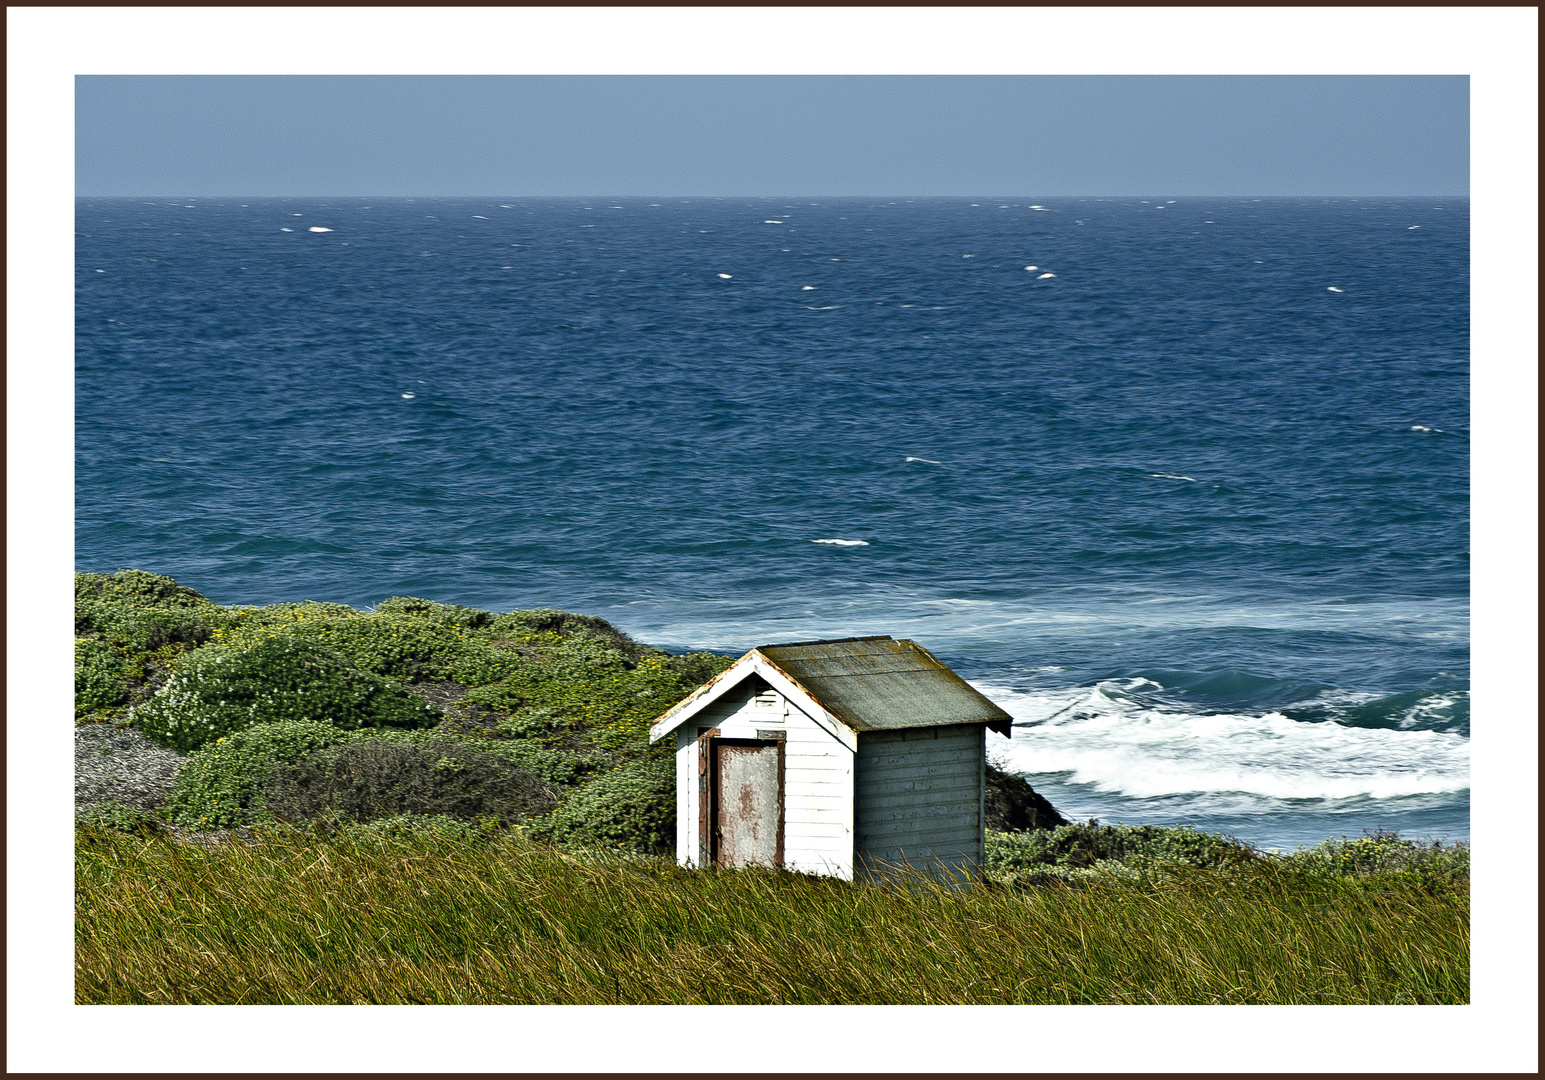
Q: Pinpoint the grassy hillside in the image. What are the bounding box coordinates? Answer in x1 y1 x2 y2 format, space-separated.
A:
76 818 1468 1005
75 570 1468 1004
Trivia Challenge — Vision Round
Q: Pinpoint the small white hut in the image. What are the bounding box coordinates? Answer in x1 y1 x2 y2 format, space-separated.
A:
648 636 1013 881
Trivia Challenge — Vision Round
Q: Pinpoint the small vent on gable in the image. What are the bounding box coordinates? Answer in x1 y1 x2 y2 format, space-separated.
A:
753 691 780 709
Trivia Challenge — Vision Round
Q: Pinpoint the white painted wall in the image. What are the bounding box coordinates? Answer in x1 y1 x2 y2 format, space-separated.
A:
853 723 985 880
673 676 855 876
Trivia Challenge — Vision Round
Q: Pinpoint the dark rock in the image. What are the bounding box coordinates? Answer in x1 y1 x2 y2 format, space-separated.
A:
985 763 1068 831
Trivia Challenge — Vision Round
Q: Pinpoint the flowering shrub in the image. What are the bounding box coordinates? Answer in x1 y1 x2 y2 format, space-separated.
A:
1277 829 1469 889
129 637 438 753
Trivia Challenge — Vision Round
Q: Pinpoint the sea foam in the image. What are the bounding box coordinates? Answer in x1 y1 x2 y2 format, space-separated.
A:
978 681 1469 803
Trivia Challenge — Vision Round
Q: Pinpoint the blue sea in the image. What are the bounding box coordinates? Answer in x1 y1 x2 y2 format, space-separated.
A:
75 196 1469 851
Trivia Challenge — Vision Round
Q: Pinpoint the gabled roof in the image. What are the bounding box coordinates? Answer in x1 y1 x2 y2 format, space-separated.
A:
650 636 1013 743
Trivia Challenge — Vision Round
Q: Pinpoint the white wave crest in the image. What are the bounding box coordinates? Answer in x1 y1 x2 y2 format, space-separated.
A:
1148 472 1197 481
976 682 1469 802
812 538 869 547
307 226 333 233
905 456 941 464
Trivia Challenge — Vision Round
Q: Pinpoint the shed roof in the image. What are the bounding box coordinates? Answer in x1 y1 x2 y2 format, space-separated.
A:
650 636 1013 741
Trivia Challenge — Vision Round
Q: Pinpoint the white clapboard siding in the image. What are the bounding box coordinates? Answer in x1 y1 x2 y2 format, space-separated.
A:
657 641 1005 882
780 694 853 877
674 679 852 874
854 724 984 875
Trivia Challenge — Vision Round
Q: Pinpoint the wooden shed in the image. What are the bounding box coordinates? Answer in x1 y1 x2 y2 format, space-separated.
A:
648 636 1013 881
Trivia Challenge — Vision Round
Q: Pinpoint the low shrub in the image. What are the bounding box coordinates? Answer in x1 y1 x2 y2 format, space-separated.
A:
260 740 559 826
530 751 676 856
1277 829 1470 890
373 596 494 630
487 609 654 663
986 821 1256 885
329 727 601 788
75 638 131 716
75 569 216 612
164 720 350 828
129 637 439 752
464 651 735 746
75 570 218 651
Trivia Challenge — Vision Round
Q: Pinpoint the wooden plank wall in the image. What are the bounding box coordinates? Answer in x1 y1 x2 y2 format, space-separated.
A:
674 677 854 877
853 723 985 880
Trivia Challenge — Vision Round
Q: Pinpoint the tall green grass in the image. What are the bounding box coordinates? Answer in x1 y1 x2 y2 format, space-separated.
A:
76 820 1468 1005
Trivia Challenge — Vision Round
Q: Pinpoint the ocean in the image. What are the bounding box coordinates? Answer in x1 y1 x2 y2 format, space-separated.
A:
75 195 1469 851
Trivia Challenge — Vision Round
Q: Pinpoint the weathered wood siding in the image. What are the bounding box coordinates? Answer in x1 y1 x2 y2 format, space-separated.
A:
674 676 854 876
853 723 984 879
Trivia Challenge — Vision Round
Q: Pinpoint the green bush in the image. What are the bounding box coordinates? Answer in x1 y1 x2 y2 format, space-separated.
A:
75 638 131 716
130 637 439 752
76 600 215 653
75 569 216 611
164 720 351 828
1277 829 1470 889
464 650 735 746
75 571 218 650
260 740 558 826
531 751 677 856
208 603 524 686
487 608 648 658
986 821 1256 884
328 727 601 788
373 596 494 629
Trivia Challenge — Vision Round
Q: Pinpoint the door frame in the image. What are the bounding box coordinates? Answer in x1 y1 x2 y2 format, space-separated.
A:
701 733 785 868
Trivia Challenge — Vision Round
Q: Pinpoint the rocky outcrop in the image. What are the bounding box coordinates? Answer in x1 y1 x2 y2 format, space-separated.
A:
985 764 1068 831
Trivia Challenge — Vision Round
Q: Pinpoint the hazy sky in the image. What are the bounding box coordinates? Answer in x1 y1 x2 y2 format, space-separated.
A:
75 74 1468 198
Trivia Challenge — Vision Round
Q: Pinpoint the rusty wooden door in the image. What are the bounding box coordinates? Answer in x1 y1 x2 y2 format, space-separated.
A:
712 739 784 868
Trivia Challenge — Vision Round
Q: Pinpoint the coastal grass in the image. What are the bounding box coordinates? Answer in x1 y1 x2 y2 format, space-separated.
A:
76 820 1468 1005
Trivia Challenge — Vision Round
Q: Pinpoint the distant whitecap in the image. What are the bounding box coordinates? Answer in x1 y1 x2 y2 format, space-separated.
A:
962 254 975 258
1024 265 1038 271
1148 472 1197 482
308 226 333 233
1029 205 1048 211
94 269 105 273
764 220 784 224
471 215 487 219
905 456 942 464
1408 225 1421 230
1327 286 1344 292
292 214 303 217
718 273 733 279
813 538 870 547
1037 272 1056 279
801 285 816 290
280 227 293 232
1410 425 1443 433
401 393 416 400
